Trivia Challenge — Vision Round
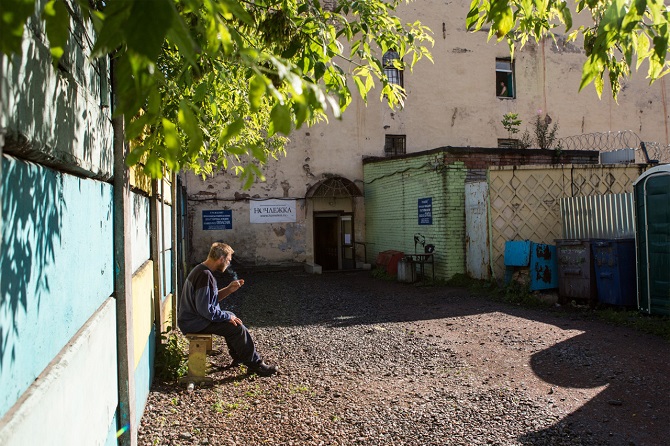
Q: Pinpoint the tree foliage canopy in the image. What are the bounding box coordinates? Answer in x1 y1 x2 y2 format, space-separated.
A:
467 0 670 100
1 0 433 182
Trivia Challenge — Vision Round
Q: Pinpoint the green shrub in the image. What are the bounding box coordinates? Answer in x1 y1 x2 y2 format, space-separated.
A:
154 328 188 382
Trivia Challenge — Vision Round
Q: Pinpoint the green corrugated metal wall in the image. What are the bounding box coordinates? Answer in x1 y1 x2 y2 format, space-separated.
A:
363 156 466 280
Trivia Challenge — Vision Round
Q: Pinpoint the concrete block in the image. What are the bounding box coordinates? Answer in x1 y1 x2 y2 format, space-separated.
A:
304 262 322 274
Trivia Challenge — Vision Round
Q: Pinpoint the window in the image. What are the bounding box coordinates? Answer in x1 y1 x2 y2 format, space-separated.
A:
383 50 404 88
496 58 515 98
385 135 406 156
498 138 520 149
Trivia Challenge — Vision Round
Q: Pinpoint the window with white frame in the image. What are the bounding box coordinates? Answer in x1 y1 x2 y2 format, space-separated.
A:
496 58 515 98
383 50 404 88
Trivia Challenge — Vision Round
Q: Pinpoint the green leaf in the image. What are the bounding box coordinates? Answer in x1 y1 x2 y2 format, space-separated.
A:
269 103 292 135
193 83 208 104
219 118 244 145
126 113 152 141
249 74 267 112
0 0 35 55
293 101 309 129
353 75 367 101
125 0 174 60
161 118 181 166
466 0 486 31
91 0 131 57
166 11 197 67
487 0 513 40
125 144 148 167
144 153 163 178
579 54 604 91
222 0 253 26
43 0 70 64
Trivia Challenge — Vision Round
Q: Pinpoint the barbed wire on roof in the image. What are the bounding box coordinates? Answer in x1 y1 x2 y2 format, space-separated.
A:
643 141 670 164
558 130 669 163
558 130 643 152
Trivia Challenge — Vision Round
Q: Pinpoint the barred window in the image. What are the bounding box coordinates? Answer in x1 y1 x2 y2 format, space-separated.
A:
385 135 406 156
383 50 404 88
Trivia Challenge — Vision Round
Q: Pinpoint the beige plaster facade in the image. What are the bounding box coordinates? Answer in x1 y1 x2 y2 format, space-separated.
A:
184 2 670 269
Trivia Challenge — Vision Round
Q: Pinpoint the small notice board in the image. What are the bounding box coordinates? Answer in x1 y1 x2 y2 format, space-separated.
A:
202 210 232 230
418 197 432 225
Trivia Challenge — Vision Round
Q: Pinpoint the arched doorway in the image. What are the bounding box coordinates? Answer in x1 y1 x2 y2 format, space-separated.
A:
306 177 363 271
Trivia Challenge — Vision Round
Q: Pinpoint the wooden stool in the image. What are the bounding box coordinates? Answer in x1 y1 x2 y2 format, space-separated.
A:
179 334 214 385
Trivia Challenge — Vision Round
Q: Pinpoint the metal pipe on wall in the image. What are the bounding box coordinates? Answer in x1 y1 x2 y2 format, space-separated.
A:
151 179 162 340
171 171 178 325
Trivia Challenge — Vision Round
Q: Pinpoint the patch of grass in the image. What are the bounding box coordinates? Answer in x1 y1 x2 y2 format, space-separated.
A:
290 384 314 396
244 385 263 398
595 308 670 341
492 281 551 308
212 400 246 414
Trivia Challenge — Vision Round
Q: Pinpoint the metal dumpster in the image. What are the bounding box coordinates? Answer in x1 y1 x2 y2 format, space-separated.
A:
556 239 597 305
591 239 637 306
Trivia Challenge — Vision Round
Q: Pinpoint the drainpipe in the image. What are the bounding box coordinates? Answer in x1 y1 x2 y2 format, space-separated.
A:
111 54 137 446
171 171 178 324
150 179 162 341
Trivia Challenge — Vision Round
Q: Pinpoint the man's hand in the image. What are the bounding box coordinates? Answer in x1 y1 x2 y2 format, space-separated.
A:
217 278 245 301
228 279 245 293
229 315 243 326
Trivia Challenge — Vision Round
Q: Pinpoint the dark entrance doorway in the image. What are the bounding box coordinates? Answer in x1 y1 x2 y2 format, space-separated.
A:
314 215 339 270
307 177 362 271
314 213 355 271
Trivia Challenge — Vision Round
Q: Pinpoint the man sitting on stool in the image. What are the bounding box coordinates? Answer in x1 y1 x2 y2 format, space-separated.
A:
178 242 277 377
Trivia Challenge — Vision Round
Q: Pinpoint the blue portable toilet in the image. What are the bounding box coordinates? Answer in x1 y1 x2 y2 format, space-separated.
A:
634 165 670 315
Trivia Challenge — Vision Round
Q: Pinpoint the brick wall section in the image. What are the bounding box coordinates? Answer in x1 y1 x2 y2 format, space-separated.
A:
363 155 467 280
364 146 599 171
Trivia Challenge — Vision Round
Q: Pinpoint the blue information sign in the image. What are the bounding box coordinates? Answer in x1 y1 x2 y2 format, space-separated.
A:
203 210 232 230
418 197 432 225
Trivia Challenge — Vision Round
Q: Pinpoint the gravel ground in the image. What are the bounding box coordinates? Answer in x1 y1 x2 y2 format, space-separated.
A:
138 270 669 446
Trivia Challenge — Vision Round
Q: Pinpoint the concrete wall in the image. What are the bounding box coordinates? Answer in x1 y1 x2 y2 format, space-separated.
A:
0 2 173 443
0 155 117 444
363 154 467 280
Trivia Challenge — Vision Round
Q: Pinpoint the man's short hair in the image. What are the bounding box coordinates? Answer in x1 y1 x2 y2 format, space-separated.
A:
208 242 234 260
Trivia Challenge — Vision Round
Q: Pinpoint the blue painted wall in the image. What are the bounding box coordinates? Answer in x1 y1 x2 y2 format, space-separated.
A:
0 155 114 418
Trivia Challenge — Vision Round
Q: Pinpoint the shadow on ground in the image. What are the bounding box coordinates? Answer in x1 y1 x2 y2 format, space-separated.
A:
212 269 669 445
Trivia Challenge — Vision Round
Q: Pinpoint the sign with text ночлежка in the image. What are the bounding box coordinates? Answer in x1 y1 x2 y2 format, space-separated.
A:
202 210 232 230
250 199 296 223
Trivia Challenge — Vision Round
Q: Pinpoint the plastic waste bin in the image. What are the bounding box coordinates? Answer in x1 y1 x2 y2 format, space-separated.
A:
591 239 636 306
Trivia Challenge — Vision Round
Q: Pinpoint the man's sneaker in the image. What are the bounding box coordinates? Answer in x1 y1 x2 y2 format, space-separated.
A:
246 361 278 377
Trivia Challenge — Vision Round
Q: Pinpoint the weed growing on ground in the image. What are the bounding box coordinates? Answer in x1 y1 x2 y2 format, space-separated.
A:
371 267 394 281
154 328 188 382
